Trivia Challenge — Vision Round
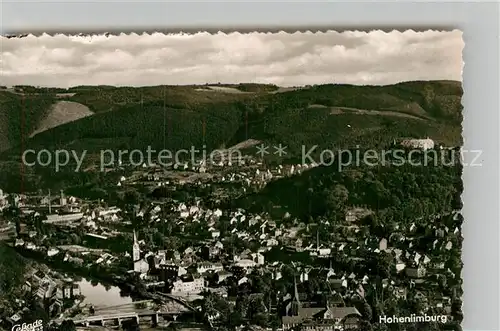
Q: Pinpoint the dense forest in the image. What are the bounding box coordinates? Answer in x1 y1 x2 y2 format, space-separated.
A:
0 242 30 322
0 91 55 151
0 81 463 192
236 148 463 223
0 243 27 297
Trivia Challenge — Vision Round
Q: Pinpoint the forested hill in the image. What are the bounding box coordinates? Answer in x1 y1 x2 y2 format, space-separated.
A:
1 80 462 154
0 81 462 191
0 242 28 306
234 149 463 222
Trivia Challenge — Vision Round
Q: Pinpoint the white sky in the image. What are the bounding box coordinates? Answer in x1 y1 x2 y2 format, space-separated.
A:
0 30 464 88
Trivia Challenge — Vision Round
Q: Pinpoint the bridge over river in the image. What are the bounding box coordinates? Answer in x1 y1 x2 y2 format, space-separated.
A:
55 295 198 327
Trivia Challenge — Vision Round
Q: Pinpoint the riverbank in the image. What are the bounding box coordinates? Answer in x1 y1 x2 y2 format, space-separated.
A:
12 245 141 297
77 278 133 307
10 244 154 318
10 245 205 328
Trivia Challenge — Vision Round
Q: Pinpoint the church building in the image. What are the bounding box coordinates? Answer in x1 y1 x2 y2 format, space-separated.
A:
132 230 149 274
281 278 362 331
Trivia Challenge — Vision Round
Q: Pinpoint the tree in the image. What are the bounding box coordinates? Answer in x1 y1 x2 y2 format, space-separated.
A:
357 320 373 331
124 190 141 205
306 187 314 215
248 295 267 320
164 236 180 251
448 321 463 331
201 292 232 324
324 184 349 215
58 320 76 331
15 219 21 237
153 231 165 247
235 295 250 318
249 270 271 294
201 293 218 319
360 214 379 228
451 299 463 323
252 312 269 327
69 233 81 245
24 301 49 325
227 311 244 328
372 252 394 278
359 300 373 321
269 315 281 331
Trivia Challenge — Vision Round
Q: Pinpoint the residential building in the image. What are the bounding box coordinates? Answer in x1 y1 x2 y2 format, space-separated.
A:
406 266 427 278
282 280 361 331
400 138 435 150
197 262 224 274
171 275 205 295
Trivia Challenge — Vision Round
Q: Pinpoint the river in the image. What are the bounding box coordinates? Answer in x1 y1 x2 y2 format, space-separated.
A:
77 278 133 307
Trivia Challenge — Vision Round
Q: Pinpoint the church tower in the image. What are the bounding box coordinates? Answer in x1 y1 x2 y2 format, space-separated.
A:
60 190 67 206
289 276 301 316
132 230 140 262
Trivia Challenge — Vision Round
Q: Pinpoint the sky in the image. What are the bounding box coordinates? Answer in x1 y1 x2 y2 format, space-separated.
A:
0 30 464 88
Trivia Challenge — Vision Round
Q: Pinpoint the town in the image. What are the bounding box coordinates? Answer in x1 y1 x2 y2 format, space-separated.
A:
0 139 464 331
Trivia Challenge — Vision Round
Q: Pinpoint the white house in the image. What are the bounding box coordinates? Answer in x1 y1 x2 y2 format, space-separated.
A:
47 248 60 257
214 209 223 218
216 271 233 283
63 286 72 299
72 284 81 296
235 259 257 269
134 259 150 274
251 253 265 266
400 138 435 150
318 248 331 256
171 276 205 294
238 277 249 286
197 262 224 274
379 238 388 251
44 213 84 224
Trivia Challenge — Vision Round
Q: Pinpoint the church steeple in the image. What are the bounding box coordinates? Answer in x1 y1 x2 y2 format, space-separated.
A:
293 276 300 303
132 229 140 262
289 276 301 316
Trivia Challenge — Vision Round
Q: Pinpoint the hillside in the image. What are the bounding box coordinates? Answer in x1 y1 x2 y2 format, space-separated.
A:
0 90 55 151
65 84 266 113
0 242 28 304
230 80 463 157
30 101 94 137
0 81 463 192
234 149 463 222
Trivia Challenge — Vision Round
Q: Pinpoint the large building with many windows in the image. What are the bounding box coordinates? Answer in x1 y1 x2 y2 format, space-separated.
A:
282 281 362 331
171 275 205 294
